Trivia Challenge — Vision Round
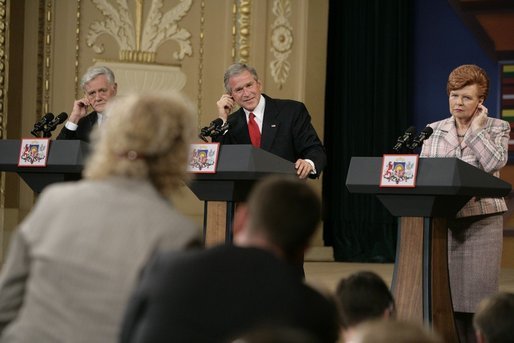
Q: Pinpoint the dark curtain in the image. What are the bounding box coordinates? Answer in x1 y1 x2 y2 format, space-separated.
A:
323 0 412 262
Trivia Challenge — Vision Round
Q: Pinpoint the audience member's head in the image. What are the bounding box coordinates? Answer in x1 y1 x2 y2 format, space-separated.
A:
352 320 442 343
336 271 395 328
335 271 395 341
233 176 321 263
83 91 195 198
473 292 514 343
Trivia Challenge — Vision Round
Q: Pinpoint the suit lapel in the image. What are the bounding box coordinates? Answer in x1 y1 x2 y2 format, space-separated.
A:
440 117 462 148
261 96 279 151
89 111 99 129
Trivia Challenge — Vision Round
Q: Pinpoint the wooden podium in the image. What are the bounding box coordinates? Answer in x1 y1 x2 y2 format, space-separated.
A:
188 145 296 246
0 139 89 193
346 157 511 342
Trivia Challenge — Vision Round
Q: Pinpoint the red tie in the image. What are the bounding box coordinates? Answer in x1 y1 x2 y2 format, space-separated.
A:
248 112 261 148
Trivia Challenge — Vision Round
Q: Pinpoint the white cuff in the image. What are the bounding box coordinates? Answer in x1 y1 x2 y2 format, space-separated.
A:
65 121 78 131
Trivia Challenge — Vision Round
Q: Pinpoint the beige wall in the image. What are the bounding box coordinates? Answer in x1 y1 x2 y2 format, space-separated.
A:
0 0 330 259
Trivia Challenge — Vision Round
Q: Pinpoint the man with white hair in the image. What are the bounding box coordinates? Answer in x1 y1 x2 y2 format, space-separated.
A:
57 65 117 142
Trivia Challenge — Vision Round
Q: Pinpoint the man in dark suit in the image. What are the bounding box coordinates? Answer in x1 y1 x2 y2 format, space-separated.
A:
57 66 117 142
213 63 326 179
120 176 340 343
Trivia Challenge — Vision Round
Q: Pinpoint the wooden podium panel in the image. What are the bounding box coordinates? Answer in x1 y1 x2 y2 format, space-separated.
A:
392 217 458 342
392 217 423 321
204 202 229 246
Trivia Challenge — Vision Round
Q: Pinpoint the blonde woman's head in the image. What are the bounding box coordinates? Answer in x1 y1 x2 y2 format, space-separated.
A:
84 91 196 198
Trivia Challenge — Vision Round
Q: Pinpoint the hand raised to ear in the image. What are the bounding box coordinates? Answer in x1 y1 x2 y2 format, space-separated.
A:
471 104 488 132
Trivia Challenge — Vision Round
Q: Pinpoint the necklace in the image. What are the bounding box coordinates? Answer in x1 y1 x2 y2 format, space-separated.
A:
457 134 465 138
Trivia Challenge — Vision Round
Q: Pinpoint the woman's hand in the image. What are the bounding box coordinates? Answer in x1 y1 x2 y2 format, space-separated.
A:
471 104 488 132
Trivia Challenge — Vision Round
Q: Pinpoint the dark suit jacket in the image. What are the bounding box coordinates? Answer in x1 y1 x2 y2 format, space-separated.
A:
213 94 327 178
56 111 98 142
120 245 339 343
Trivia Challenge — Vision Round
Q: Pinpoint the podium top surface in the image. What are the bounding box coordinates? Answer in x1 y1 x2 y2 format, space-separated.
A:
193 144 296 180
346 156 511 197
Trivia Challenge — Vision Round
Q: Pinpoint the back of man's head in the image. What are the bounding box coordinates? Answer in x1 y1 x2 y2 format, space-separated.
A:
473 292 514 343
245 176 321 262
335 271 395 329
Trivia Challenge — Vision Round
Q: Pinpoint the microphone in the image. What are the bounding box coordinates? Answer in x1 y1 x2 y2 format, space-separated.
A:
42 112 68 137
393 126 416 152
31 113 54 137
408 126 433 150
199 118 224 141
30 112 54 137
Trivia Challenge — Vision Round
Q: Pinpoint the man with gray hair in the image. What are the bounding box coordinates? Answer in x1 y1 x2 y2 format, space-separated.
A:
57 65 117 142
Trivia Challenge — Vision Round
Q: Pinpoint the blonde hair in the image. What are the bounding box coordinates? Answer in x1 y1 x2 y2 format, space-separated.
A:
83 91 196 198
447 64 489 100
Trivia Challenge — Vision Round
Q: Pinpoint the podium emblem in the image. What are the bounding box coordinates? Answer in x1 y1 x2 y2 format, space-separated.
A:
188 143 220 173
18 138 50 167
380 154 418 187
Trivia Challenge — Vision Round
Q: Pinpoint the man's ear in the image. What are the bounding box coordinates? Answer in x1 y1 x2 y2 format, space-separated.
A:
233 203 249 238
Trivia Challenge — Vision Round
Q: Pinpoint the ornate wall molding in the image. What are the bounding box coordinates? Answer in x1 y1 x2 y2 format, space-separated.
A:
87 0 193 64
196 0 205 124
74 0 82 97
0 0 7 218
42 0 54 114
231 0 237 61
270 0 293 89
235 0 251 63
0 0 7 140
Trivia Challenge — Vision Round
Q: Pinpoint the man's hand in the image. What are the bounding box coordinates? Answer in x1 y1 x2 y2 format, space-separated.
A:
68 99 90 124
216 94 235 122
295 159 314 179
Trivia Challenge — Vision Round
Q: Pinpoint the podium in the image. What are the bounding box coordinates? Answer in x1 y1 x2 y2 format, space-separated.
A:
0 139 89 193
188 145 296 245
346 157 511 342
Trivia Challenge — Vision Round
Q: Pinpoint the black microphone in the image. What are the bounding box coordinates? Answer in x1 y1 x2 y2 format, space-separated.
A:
199 118 224 141
43 112 68 136
31 113 54 137
408 126 433 150
393 126 416 152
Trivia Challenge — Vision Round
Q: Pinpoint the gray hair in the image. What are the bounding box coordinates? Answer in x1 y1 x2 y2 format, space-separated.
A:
80 66 116 90
223 63 259 93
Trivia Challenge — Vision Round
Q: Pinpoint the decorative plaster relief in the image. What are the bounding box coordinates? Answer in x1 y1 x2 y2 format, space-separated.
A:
87 0 193 64
270 0 293 88
94 61 186 93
